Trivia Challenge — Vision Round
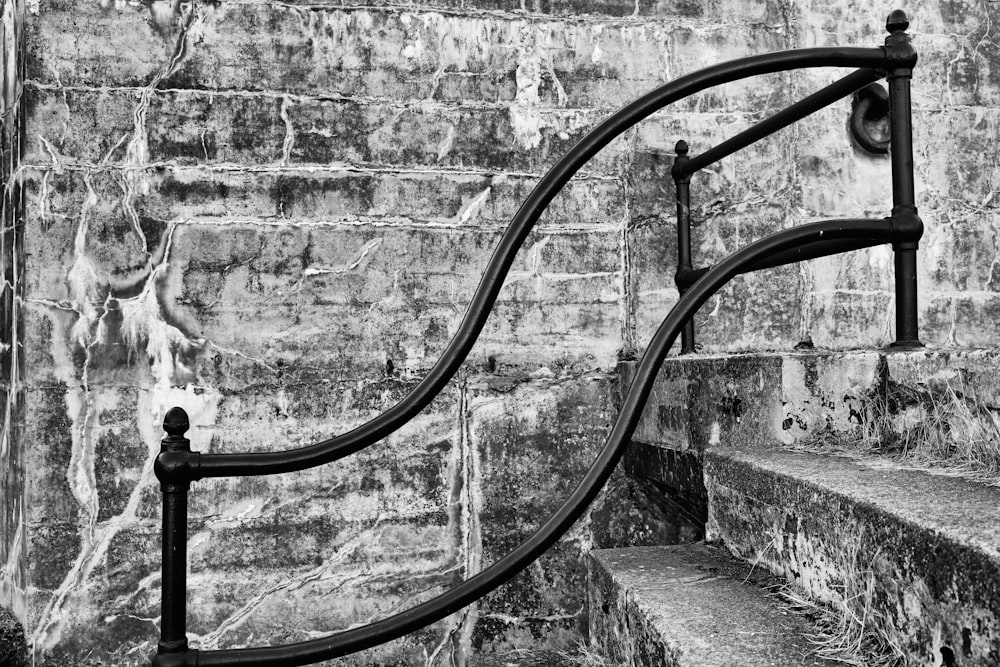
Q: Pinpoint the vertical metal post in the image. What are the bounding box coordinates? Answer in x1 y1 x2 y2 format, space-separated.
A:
154 407 192 667
672 140 695 353
884 9 923 348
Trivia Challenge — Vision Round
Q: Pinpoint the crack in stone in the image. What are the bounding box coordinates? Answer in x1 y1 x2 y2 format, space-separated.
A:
302 237 383 276
207 341 277 372
190 517 387 650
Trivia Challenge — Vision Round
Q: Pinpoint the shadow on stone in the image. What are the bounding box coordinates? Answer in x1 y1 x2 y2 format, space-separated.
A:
0 606 27 667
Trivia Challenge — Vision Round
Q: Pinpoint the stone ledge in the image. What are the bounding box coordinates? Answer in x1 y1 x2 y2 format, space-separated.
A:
588 542 840 667
628 348 1000 455
705 447 1000 667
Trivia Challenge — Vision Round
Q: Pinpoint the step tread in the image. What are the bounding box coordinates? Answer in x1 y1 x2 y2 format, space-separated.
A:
704 447 1000 664
590 543 840 666
706 447 1000 559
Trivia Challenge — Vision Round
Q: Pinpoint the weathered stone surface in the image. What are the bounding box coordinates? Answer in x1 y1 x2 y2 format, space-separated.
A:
57 167 624 229
629 198 806 352
28 378 467 664
626 347 1000 582
589 543 841 666
29 2 790 108
25 87 631 174
626 354 782 452
9 0 1000 663
623 442 708 526
629 349 1000 459
466 374 613 656
0 606 28 667
591 467 705 548
705 447 1000 666
166 222 622 380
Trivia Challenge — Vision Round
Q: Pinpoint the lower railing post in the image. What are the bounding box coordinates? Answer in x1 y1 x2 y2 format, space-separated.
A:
154 408 192 667
884 9 923 348
672 140 696 354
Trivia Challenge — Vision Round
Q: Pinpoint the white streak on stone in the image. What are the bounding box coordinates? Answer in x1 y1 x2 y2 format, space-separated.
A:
436 125 456 163
984 226 1000 292
478 609 582 624
191 520 383 650
0 522 23 619
302 237 382 276
36 135 63 166
0 0 25 618
207 341 277 371
454 381 481 666
279 95 296 166
454 184 491 225
508 24 546 150
547 59 568 108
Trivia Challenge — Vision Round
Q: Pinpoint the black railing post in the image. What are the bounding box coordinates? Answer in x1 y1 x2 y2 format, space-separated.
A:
884 9 924 348
672 140 696 353
153 407 194 667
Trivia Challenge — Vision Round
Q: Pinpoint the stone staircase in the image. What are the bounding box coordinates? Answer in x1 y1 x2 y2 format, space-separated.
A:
588 350 1000 666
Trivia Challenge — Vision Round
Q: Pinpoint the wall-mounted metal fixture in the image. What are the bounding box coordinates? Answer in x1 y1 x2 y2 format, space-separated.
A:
850 83 891 154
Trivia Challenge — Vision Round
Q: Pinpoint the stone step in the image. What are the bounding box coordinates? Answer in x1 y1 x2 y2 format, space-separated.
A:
627 349 1000 460
623 348 1000 526
704 447 1000 667
588 542 841 667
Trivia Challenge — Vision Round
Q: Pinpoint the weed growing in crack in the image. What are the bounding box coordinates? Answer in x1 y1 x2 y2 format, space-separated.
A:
554 641 617 667
771 545 906 667
795 371 1000 485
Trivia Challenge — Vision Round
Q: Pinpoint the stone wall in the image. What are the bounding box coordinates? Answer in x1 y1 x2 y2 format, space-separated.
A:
1 0 998 664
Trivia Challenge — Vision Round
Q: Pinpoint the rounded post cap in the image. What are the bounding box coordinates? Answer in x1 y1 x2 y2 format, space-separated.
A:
163 407 190 437
886 9 909 33
674 139 689 156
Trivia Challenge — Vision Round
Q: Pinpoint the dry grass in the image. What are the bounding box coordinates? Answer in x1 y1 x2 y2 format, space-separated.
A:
554 641 617 667
875 380 1000 481
486 643 616 667
772 545 905 667
799 376 1000 485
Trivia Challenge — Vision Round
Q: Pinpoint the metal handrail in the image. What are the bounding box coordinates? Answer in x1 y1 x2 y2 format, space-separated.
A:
189 217 902 667
672 12 921 353
671 68 885 181
160 47 899 485
152 10 922 667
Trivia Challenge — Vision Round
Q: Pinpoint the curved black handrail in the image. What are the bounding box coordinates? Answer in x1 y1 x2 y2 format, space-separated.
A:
154 11 923 667
671 67 885 180
189 217 899 666
175 46 899 482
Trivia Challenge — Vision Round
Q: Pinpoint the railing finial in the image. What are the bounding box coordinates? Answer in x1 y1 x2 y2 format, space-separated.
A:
163 407 190 438
886 9 909 34
674 139 688 156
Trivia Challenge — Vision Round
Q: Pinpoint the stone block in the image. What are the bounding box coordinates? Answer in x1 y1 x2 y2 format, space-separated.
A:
466 374 614 655
164 222 623 381
706 447 1000 666
589 543 840 666
30 2 790 108
28 379 466 664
